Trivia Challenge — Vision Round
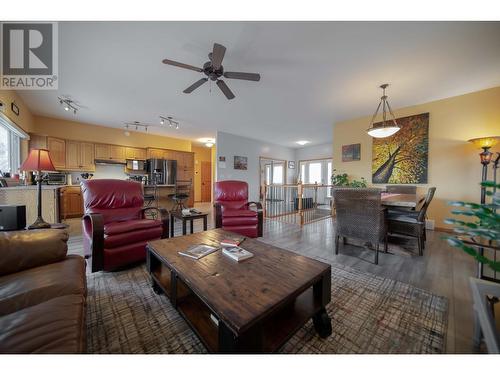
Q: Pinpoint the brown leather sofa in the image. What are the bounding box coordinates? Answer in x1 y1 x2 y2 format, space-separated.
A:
0 229 87 353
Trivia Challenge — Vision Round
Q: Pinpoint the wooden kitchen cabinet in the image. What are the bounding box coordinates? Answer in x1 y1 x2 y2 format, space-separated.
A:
59 186 83 219
125 147 147 160
110 145 126 161
95 144 126 162
65 141 95 171
147 148 164 159
47 137 66 169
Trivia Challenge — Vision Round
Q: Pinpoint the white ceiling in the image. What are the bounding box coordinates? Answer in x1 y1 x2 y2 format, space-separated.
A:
17 21 500 148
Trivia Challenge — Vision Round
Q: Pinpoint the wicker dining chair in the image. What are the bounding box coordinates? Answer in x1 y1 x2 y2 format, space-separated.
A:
333 188 388 265
387 187 436 256
386 185 417 194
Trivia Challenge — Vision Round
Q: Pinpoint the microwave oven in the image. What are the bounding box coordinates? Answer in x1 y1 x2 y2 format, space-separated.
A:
126 159 146 172
46 173 67 185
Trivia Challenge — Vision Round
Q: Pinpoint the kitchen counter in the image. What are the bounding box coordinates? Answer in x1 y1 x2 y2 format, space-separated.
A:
0 185 61 224
0 184 65 190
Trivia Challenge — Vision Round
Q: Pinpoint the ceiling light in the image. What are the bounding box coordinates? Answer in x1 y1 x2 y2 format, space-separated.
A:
205 142 214 148
175 124 179 130
58 96 80 115
367 84 400 138
296 140 310 146
160 118 164 125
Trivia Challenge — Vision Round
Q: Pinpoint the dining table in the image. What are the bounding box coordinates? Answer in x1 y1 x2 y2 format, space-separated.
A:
381 193 425 209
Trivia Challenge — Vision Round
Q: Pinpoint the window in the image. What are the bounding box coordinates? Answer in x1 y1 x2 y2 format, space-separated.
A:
308 162 321 184
263 160 285 185
0 113 25 175
273 164 283 184
298 158 333 185
327 161 332 197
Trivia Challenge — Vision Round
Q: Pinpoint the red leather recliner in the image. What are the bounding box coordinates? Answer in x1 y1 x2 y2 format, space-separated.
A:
214 180 263 238
81 179 169 272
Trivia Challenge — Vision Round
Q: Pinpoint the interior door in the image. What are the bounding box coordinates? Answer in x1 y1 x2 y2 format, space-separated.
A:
201 161 212 202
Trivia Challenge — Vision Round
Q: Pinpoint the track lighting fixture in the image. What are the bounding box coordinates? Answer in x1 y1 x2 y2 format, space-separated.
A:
159 115 180 130
57 96 80 115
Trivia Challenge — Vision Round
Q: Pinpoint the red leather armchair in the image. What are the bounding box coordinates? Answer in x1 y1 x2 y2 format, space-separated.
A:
214 180 263 238
81 179 169 272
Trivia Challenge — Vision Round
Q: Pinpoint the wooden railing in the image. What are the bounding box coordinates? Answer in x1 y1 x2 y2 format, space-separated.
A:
262 183 334 225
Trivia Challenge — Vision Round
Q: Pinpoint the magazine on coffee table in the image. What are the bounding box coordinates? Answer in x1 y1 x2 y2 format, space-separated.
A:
222 246 254 262
178 244 218 259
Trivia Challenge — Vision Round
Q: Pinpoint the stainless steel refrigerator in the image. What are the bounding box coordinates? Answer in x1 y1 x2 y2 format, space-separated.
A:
146 159 177 185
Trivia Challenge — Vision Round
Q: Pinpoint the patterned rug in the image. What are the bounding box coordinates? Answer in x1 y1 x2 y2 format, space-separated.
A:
86 263 448 354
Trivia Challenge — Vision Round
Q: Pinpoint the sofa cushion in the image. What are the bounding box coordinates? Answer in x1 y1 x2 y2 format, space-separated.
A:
0 229 68 277
103 241 150 270
104 226 163 249
222 216 259 227
104 219 162 235
0 255 86 316
0 294 86 353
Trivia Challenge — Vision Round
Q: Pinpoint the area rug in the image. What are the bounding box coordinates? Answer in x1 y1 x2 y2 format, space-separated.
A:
86 263 447 354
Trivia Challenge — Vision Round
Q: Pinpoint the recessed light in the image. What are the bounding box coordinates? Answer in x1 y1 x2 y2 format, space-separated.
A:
296 140 310 146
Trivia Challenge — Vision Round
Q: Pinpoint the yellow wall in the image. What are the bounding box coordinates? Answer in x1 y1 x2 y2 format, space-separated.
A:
333 86 500 230
192 145 212 202
0 90 35 133
0 90 36 161
33 115 192 151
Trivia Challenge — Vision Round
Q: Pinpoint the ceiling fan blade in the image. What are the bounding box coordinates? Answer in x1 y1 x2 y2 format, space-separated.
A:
162 58 203 73
211 43 226 70
183 78 208 93
223 71 261 81
216 80 235 100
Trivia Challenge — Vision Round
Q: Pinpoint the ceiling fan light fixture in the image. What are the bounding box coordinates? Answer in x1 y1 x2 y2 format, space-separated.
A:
296 140 310 146
367 84 400 138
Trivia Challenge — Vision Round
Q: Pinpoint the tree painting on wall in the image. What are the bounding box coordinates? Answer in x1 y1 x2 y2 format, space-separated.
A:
372 112 429 184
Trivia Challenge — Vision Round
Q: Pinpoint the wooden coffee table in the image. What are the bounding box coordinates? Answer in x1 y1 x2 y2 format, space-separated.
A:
146 229 332 353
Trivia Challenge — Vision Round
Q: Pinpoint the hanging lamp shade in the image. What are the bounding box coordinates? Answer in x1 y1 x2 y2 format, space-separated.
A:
367 84 401 138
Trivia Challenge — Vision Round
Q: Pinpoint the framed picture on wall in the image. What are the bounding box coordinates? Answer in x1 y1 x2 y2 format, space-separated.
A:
372 112 429 184
288 161 295 169
342 143 361 162
234 156 248 170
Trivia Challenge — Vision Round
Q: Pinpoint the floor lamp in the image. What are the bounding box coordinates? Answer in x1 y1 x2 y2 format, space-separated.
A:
468 136 500 279
20 149 57 229
468 136 500 204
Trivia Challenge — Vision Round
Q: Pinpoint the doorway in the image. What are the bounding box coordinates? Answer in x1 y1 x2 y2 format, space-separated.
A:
259 157 287 200
201 161 212 202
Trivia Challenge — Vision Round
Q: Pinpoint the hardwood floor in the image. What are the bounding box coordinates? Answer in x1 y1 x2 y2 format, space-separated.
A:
66 202 477 353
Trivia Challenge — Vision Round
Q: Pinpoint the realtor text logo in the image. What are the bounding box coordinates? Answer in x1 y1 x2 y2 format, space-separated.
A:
1 22 58 90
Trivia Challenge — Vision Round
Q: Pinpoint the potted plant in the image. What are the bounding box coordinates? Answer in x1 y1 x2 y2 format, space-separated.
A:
445 181 500 353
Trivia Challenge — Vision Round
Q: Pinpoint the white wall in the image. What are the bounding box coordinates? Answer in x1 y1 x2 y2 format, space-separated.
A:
216 131 296 201
295 143 332 162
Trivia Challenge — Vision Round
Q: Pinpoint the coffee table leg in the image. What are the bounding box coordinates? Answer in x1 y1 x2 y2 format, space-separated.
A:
312 307 332 338
190 219 194 234
152 279 163 295
170 214 174 237
203 216 207 231
182 219 187 235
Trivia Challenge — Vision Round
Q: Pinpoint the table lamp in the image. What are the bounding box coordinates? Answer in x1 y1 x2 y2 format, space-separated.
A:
468 136 500 204
20 149 56 229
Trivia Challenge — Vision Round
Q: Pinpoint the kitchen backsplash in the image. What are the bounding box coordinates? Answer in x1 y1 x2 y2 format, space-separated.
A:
68 164 128 185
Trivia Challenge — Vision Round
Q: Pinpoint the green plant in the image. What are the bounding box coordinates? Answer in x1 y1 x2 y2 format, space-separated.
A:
331 169 367 188
445 181 500 272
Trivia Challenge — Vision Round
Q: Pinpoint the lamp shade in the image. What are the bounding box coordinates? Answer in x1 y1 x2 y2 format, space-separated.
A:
20 149 56 172
468 136 500 149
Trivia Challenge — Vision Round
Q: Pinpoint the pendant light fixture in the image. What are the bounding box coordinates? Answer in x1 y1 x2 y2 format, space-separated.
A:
367 84 400 138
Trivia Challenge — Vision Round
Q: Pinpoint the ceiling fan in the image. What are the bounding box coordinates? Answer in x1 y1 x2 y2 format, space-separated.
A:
162 43 260 100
